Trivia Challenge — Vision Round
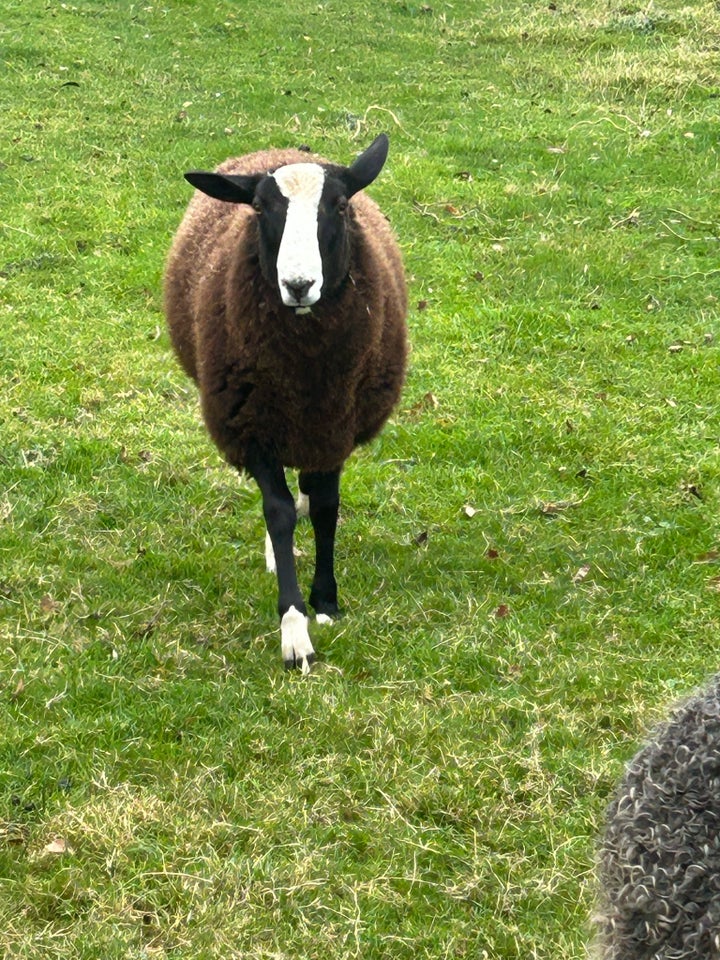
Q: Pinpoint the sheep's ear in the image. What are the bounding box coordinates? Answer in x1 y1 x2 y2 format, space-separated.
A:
184 171 260 205
341 134 389 197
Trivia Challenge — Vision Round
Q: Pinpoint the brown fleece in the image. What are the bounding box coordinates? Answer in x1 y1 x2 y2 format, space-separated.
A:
164 147 408 474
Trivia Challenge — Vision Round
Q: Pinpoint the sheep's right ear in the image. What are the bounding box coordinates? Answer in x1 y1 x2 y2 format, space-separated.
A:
184 171 260 205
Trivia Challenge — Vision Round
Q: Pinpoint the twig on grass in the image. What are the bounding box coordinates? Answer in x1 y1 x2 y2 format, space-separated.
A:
141 871 214 884
666 208 716 228
659 219 717 243
347 105 409 140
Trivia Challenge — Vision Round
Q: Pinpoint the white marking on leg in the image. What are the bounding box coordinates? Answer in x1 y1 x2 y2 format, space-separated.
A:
272 163 325 308
264 529 276 574
281 605 315 674
295 491 310 517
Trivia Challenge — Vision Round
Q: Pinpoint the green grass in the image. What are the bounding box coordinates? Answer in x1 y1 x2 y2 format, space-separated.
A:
2 0 720 956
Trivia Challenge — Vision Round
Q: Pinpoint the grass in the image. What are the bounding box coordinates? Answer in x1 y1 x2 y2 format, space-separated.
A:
2 0 720 956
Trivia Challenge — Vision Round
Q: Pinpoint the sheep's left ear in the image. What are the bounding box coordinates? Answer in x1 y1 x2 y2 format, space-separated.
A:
184 171 261 205
340 134 390 198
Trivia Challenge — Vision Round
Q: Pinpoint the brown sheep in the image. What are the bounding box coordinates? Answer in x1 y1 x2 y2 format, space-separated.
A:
164 135 408 672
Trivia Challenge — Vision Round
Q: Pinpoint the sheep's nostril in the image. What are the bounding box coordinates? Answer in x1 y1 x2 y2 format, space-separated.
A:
284 279 313 304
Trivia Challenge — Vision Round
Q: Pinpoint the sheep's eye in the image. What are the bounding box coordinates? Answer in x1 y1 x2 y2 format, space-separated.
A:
252 198 263 214
336 198 348 215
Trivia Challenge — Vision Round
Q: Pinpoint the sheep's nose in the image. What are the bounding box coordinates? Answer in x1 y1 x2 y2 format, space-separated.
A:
284 279 313 304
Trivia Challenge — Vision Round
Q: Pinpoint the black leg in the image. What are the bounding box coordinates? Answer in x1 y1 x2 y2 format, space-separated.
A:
299 469 341 619
245 442 314 672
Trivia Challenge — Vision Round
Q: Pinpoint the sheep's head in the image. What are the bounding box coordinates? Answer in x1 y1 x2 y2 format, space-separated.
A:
185 134 390 313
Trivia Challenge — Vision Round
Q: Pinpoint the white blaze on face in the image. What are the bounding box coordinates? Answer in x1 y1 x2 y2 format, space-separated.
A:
272 163 325 308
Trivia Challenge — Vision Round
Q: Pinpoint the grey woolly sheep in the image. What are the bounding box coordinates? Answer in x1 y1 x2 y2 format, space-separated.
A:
595 675 720 959
164 135 408 673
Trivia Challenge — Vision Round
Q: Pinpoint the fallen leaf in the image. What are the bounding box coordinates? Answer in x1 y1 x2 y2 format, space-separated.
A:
407 391 439 418
412 530 429 547
44 837 72 855
572 563 591 584
696 550 720 564
416 299 428 311
486 548 500 560
463 504 478 518
2 824 28 846
40 595 60 614
494 604 510 619
11 677 24 700
539 496 585 515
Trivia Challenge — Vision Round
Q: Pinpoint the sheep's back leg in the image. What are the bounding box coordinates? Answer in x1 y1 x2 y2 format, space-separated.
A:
245 442 314 673
299 470 341 622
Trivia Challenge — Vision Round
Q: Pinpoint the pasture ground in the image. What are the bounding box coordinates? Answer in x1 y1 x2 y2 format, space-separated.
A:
2 2 720 957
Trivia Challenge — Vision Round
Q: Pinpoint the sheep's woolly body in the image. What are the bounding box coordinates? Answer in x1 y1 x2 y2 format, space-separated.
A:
595 676 720 959
164 147 407 474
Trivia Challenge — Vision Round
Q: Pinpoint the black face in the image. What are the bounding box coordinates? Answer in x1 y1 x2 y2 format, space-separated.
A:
184 133 391 310
251 176 289 293
252 163 352 309
316 174 352 299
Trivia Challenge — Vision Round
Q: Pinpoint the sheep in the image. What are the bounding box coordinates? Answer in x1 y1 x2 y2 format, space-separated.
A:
594 675 720 959
163 134 408 673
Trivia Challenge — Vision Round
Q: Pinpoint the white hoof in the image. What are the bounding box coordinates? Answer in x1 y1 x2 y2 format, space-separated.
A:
264 530 276 574
316 613 333 625
281 605 315 674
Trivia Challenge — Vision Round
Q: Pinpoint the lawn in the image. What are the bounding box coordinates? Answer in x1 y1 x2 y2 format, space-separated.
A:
1 1 720 957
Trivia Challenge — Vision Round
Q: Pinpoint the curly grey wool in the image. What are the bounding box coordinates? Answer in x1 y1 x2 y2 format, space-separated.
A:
595 675 720 959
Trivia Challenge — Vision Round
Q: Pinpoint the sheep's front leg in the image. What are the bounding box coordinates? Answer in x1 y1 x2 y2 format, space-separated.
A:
263 489 309 574
245 442 314 673
299 469 341 622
